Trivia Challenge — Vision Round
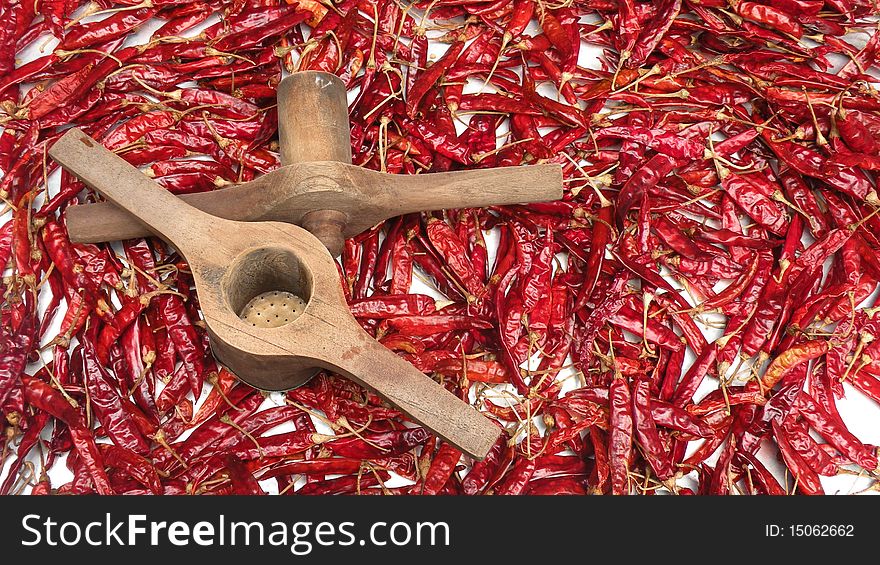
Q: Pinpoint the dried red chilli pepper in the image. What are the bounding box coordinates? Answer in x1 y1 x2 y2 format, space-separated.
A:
76 339 152 454
613 233 691 313
626 0 682 68
531 455 588 482
402 120 471 164
155 294 204 396
632 378 675 480
103 111 178 150
30 474 52 496
219 454 264 495
147 158 236 180
608 375 633 495
95 297 146 364
433 356 511 384
610 304 683 352
425 217 485 301
699 252 760 311
24 62 98 121
223 431 318 461
772 421 824 495
212 9 311 51
794 393 878 470
21 376 113 495
353 227 380 300
688 387 767 417
525 477 587 495
0 54 62 97
60 8 158 51
736 2 803 38
98 443 162 495
324 428 431 459
189 369 237 427
11 194 37 289
297 473 383 495
761 340 829 391
0 411 47 495
461 430 508 495
737 451 786 495
407 40 465 117
385 314 493 336
782 419 839 477
250 458 360 481
215 406 304 451
420 442 462 495
649 399 714 438
493 456 536 495
652 215 704 259
683 419 732 468
575 201 613 309
152 2 217 38
38 0 66 36
0 311 34 407
154 388 263 472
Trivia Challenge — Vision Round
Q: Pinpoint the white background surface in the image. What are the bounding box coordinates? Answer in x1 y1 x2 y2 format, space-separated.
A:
2 6 879 495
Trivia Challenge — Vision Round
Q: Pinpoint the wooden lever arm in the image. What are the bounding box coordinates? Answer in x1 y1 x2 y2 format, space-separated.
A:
49 128 224 254
354 163 563 219
324 323 502 459
65 162 563 244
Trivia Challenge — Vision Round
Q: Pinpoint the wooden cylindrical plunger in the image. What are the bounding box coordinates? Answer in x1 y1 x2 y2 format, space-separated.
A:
278 71 351 255
277 71 352 164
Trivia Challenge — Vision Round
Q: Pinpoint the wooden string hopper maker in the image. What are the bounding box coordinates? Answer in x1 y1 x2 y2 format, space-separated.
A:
50 71 564 460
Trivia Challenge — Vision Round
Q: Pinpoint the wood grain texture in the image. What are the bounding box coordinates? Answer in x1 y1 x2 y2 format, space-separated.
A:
49 127 501 459
65 162 564 243
277 70 352 165
275 71 351 254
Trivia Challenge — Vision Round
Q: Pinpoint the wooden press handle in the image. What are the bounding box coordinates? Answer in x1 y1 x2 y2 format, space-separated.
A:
278 71 351 255
65 189 251 243
329 327 502 459
65 163 563 243
49 129 220 252
374 164 563 217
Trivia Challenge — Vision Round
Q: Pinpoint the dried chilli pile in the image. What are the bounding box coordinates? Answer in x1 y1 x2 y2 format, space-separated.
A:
2 0 880 496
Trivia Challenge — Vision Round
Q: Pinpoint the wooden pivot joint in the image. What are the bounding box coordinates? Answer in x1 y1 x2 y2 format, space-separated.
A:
64 71 564 256
50 128 502 459
276 72 351 255
300 209 347 260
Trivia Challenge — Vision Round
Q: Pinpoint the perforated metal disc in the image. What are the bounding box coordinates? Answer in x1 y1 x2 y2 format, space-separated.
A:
239 291 307 328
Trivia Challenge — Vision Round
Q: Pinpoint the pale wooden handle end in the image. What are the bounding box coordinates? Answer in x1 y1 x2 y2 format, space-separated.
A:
49 128 217 249
333 332 501 460
376 163 564 217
